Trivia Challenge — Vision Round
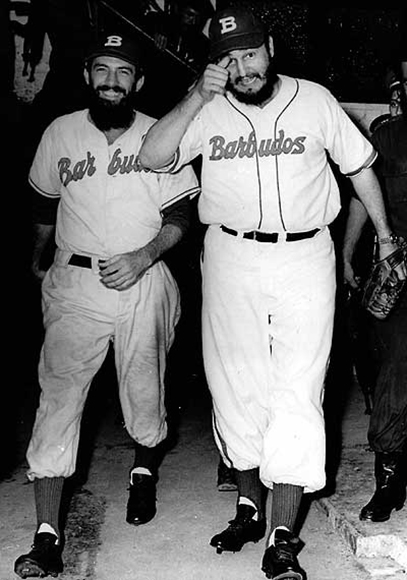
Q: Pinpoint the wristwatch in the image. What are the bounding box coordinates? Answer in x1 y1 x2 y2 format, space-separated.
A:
378 233 399 244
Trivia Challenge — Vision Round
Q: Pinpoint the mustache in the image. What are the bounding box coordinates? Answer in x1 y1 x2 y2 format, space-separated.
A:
236 73 265 83
96 85 126 95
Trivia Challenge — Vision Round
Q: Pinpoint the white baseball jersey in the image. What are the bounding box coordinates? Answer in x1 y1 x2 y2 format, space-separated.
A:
29 109 200 256
169 74 376 233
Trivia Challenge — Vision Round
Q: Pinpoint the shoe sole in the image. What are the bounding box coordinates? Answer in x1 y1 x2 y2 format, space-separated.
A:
211 533 265 554
213 538 263 554
262 569 303 580
360 513 391 522
126 515 156 526
217 484 238 492
15 556 61 578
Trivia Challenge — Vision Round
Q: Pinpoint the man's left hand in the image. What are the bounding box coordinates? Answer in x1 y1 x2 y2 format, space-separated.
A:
378 240 407 281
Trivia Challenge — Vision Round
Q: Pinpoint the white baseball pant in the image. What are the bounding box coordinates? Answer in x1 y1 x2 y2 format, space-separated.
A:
27 250 180 480
201 225 336 493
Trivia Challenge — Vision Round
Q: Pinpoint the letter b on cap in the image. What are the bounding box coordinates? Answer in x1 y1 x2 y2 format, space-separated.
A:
104 35 123 47
219 17 237 34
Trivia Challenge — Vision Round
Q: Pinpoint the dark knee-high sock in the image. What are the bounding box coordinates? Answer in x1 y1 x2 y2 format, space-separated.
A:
132 442 165 477
270 483 303 533
236 468 265 519
34 477 65 538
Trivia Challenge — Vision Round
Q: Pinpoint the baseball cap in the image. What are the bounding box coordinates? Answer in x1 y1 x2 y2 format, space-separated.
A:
384 69 400 93
84 32 142 68
208 7 266 61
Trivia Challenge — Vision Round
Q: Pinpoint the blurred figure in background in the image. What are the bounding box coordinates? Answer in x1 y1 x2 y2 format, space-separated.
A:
343 57 407 524
369 65 403 134
22 0 96 145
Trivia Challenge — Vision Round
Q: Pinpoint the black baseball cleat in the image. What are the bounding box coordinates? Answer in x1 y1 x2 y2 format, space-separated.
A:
126 472 157 525
14 532 63 578
261 528 305 580
210 505 266 554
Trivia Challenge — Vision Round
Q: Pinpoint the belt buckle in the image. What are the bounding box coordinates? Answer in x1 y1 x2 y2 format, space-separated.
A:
252 231 279 243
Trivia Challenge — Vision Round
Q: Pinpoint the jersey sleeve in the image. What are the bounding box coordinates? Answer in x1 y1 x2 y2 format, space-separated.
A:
321 89 378 176
176 114 204 169
31 188 60 224
161 196 191 236
159 162 200 211
157 113 204 175
28 121 62 199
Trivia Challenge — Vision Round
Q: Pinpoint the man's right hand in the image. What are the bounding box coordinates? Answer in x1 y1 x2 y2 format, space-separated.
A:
195 56 231 102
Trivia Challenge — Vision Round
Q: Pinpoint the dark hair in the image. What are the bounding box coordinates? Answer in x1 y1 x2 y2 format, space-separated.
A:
177 0 214 20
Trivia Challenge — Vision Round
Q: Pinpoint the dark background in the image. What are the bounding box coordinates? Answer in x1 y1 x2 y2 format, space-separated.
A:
7 1 406 105
215 0 406 103
94 0 406 104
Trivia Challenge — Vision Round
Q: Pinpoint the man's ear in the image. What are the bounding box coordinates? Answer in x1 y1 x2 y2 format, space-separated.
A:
83 66 90 86
267 36 274 58
135 74 145 93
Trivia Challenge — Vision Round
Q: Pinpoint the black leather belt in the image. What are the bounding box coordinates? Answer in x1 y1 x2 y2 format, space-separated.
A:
68 254 92 268
220 225 320 243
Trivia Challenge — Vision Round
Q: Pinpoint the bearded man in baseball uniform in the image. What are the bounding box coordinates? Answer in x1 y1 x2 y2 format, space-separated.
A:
14 31 199 579
138 6 406 580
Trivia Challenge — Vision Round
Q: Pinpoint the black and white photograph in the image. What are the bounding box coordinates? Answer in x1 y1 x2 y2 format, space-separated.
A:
2 1 406 578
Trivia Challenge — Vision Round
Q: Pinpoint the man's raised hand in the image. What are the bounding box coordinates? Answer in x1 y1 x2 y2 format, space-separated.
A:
196 56 231 101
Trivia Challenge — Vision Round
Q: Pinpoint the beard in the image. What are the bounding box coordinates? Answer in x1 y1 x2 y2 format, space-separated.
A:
88 85 135 131
227 59 279 106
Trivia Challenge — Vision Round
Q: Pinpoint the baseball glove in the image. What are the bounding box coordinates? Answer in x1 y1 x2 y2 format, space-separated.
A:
362 240 407 320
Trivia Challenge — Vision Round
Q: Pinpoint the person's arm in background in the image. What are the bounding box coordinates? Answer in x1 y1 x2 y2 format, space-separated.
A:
137 56 231 169
342 196 369 289
348 167 406 280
